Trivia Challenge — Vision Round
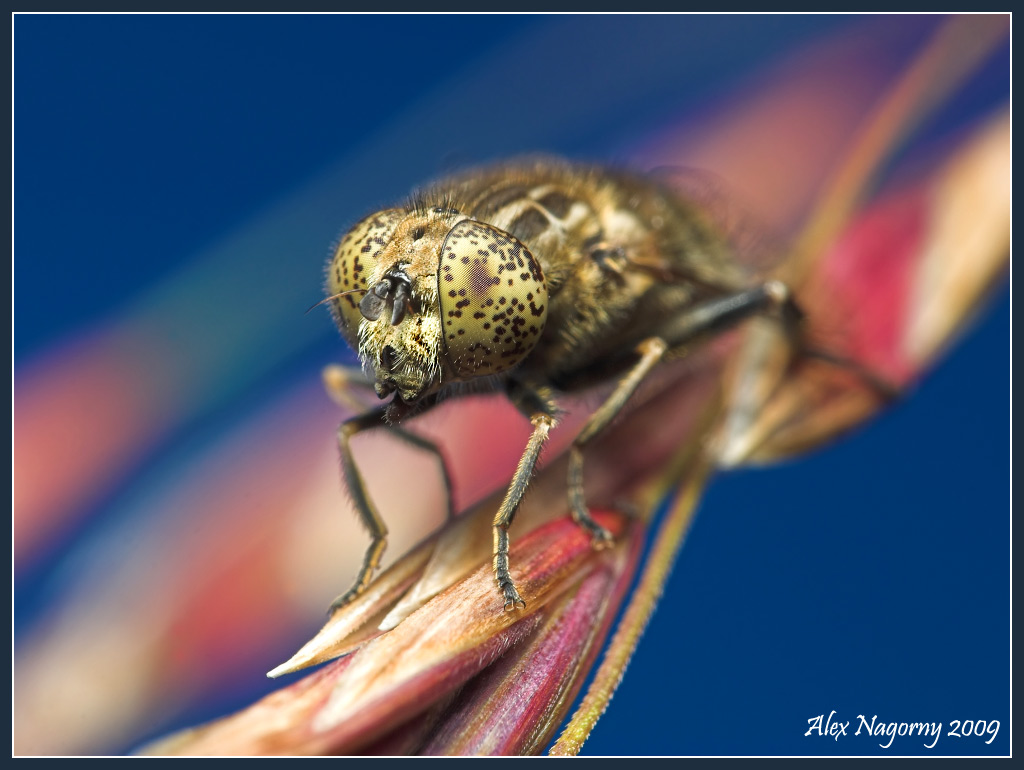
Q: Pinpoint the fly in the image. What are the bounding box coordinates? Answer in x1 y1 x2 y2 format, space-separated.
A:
323 157 802 612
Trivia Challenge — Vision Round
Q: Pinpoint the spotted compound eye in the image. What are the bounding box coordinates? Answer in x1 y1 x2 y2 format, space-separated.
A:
326 209 406 348
438 220 548 378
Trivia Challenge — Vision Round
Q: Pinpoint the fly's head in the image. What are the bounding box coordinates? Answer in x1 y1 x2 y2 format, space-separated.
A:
327 206 549 412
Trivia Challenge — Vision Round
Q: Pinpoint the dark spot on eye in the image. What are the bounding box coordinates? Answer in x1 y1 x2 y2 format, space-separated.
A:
468 262 497 295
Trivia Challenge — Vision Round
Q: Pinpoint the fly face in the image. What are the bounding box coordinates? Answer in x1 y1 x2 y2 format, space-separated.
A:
327 205 549 408
328 208 454 404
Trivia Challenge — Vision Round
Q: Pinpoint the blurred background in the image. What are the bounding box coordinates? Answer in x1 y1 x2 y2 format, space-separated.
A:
13 14 1008 755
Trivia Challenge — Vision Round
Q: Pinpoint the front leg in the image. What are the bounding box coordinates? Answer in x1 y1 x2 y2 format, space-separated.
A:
492 384 559 611
323 364 457 522
329 406 391 613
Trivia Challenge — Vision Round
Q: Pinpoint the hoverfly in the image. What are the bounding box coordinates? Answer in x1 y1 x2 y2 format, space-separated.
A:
322 158 806 612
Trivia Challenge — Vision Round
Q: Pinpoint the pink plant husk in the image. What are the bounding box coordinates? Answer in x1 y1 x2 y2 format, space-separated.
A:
142 510 644 756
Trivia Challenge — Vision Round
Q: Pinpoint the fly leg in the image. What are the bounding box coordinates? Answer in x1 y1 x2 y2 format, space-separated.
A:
567 337 668 546
323 364 456 523
655 280 798 347
328 406 391 614
566 281 797 545
663 287 900 403
322 363 378 413
492 385 560 611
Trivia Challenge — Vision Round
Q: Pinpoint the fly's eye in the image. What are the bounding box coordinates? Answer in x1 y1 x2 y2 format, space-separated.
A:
326 208 405 347
437 220 548 378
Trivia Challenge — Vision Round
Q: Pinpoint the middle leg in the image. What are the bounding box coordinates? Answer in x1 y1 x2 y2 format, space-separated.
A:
565 281 797 543
567 337 668 546
492 384 559 611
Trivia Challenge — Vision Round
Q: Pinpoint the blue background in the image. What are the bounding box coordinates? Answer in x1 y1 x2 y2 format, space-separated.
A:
14 14 1009 756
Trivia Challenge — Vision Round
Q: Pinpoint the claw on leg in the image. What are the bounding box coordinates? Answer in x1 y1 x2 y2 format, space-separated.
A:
568 445 616 549
575 513 615 551
327 518 387 615
493 526 527 611
500 581 527 612
327 588 361 616
589 526 615 550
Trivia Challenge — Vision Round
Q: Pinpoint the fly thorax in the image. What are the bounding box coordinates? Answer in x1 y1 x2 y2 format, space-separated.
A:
483 185 603 292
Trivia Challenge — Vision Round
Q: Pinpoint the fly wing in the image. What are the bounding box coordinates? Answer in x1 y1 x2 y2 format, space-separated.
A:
647 165 784 279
